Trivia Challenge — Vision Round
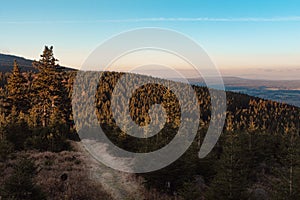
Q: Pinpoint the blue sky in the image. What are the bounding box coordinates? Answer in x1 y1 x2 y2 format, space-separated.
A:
0 0 300 79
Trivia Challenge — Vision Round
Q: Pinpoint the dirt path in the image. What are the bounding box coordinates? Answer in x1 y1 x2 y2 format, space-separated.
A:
74 142 145 200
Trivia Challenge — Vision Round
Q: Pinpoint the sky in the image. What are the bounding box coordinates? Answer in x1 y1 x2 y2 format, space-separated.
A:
0 0 300 80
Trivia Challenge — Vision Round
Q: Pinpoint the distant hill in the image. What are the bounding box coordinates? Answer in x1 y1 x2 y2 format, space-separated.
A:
0 53 74 73
0 53 35 72
189 76 300 90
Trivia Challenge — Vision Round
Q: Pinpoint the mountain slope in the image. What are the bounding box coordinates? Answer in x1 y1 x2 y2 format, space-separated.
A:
0 53 74 72
0 53 35 72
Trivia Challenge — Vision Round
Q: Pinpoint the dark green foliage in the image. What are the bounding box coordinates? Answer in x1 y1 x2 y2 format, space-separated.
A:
206 132 249 200
24 126 71 152
269 128 300 200
0 74 11 115
4 117 31 150
0 139 14 161
178 181 203 200
1 158 46 200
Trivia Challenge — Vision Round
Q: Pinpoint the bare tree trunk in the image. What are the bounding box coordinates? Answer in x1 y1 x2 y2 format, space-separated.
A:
42 104 46 127
229 133 233 199
289 164 293 196
249 132 252 151
289 134 294 196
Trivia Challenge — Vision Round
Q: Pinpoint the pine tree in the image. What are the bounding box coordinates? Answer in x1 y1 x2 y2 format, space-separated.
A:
271 123 300 199
3 106 31 150
32 46 66 127
0 87 10 116
206 131 249 200
1 158 46 200
6 60 28 112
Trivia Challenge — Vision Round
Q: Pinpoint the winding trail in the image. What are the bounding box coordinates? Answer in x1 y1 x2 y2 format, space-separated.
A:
74 142 145 200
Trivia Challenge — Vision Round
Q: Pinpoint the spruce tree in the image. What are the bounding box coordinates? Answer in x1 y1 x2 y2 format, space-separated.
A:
0 87 10 116
32 46 66 127
1 158 46 200
6 60 28 112
206 128 249 199
271 123 300 199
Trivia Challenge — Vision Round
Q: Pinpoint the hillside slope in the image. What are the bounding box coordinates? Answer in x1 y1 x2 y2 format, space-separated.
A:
0 53 35 72
0 53 74 72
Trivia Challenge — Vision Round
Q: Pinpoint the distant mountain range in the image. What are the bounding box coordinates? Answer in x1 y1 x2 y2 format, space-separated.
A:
0 53 73 72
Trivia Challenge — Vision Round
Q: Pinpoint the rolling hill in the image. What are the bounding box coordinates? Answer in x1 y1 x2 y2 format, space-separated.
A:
0 53 35 72
0 53 73 72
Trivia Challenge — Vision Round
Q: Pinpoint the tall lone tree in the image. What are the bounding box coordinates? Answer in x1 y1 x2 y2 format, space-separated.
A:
32 46 65 127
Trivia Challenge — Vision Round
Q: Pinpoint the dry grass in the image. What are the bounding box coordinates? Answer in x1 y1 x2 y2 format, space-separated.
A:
1 149 112 200
0 141 176 200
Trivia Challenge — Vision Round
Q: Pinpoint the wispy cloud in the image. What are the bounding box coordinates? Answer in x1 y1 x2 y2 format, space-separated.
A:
1 17 300 24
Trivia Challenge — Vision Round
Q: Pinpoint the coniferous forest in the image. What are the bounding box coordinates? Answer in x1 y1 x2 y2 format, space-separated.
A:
0 46 300 199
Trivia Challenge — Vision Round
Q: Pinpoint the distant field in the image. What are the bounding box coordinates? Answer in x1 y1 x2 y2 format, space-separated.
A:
194 81 300 107
191 76 300 107
226 86 300 107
